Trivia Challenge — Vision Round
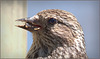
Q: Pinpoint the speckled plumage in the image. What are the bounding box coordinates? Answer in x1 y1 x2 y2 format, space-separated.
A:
17 9 88 59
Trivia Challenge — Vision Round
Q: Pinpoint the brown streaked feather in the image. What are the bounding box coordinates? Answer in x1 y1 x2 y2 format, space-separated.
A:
25 9 88 59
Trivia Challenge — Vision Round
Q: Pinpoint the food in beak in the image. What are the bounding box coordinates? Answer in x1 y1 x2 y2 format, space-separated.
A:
16 17 41 31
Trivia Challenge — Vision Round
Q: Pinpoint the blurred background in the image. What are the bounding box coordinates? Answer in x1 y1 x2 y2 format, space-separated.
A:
1 0 100 59
27 1 100 59
1 0 27 58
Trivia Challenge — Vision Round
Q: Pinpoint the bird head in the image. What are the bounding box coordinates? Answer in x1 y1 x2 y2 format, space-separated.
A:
16 9 87 59
16 9 82 46
16 9 77 31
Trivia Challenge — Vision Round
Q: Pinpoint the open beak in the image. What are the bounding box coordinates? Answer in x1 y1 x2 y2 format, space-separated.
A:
16 16 41 31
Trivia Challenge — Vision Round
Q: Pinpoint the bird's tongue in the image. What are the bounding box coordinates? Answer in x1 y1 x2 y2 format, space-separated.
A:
33 24 41 27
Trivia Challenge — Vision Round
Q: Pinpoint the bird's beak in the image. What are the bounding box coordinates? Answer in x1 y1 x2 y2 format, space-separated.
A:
16 15 41 31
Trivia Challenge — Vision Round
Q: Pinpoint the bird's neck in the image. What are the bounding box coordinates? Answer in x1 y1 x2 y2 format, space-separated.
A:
26 29 87 59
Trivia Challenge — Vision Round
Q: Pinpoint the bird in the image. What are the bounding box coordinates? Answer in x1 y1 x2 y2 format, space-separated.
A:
16 9 88 59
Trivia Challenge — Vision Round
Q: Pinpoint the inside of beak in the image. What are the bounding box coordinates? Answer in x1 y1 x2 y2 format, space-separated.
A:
16 18 41 31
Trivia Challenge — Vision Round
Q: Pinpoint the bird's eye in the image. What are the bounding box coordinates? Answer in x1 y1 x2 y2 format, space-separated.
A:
48 18 56 24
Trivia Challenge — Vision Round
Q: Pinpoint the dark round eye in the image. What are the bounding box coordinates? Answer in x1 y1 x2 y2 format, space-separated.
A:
48 18 56 24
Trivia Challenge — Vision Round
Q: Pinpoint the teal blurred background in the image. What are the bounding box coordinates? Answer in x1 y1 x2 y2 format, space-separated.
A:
27 1 99 58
